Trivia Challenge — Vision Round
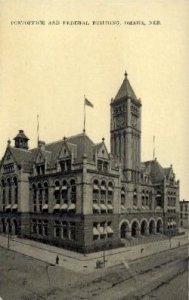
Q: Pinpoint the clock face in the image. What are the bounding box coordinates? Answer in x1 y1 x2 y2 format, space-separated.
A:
116 115 125 128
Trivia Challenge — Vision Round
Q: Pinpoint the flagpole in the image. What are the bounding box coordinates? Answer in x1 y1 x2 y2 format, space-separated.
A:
83 95 86 133
153 136 155 160
37 114 39 145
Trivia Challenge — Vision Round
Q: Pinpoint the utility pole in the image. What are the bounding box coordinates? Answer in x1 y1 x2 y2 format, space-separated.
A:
7 220 10 249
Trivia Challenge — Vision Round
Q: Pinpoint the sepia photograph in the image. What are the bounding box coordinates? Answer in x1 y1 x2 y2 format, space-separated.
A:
0 1 188 299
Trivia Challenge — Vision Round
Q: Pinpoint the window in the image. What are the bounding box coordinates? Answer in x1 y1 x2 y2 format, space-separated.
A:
121 187 126 207
38 220 42 235
13 177 18 204
60 159 71 172
107 182 113 204
100 222 106 239
70 180 76 204
1 180 6 204
62 221 69 239
36 164 45 175
107 221 113 238
146 191 149 207
54 221 61 238
93 180 99 203
54 181 60 204
32 219 37 234
43 220 48 236
37 183 43 212
32 184 37 212
44 182 48 204
100 181 106 203
62 180 68 204
141 190 145 206
7 178 11 204
156 191 162 207
133 189 138 206
97 159 109 173
70 222 76 240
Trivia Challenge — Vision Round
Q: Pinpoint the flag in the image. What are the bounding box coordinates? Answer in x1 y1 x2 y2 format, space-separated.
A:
85 98 94 108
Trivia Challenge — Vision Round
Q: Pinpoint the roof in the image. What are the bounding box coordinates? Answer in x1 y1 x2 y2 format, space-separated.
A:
13 130 29 141
2 132 96 172
143 160 165 183
113 73 138 102
10 147 33 165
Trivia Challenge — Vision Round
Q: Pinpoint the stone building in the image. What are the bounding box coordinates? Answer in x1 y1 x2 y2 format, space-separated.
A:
0 73 180 253
180 200 189 229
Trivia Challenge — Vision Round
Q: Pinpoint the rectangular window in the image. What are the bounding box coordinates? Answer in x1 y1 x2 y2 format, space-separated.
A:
70 222 76 240
38 221 42 235
97 160 103 172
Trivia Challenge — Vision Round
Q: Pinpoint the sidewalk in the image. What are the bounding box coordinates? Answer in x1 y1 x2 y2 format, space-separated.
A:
0 233 188 273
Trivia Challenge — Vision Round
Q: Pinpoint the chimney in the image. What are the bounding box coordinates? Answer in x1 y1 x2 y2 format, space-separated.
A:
38 140 46 151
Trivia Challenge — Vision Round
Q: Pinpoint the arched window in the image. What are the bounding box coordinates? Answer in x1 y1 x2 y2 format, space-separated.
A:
133 189 138 206
146 191 149 207
100 181 106 203
13 177 18 204
1 180 6 205
141 190 145 206
93 180 100 214
107 182 113 213
156 191 162 207
149 219 156 234
37 183 43 212
107 182 113 204
140 220 148 235
44 182 48 204
70 179 76 204
121 187 126 208
62 180 68 204
100 181 107 213
54 180 60 204
93 180 99 203
32 184 37 212
131 221 139 237
7 178 11 204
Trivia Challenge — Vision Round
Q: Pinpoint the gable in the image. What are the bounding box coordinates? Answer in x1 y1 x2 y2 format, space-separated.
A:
58 142 71 159
36 150 45 164
97 143 109 160
0 148 17 174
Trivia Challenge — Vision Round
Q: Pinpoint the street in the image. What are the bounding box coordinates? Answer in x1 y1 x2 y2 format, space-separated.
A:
0 244 188 300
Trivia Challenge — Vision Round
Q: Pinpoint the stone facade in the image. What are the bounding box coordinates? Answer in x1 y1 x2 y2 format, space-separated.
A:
180 200 189 229
0 73 180 253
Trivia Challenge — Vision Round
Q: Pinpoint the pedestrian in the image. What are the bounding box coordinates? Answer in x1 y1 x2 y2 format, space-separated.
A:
56 255 59 265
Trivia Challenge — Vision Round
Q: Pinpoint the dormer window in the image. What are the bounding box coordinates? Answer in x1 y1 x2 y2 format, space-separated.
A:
97 159 109 173
36 164 45 175
60 159 71 172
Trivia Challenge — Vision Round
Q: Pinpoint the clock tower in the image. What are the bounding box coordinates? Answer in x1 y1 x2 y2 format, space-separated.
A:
110 72 142 182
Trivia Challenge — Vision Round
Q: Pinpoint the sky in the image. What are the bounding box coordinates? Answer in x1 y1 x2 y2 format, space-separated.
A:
0 0 188 199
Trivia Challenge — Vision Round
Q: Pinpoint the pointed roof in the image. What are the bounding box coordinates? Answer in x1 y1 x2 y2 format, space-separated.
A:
13 130 29 141
113 72 138 102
